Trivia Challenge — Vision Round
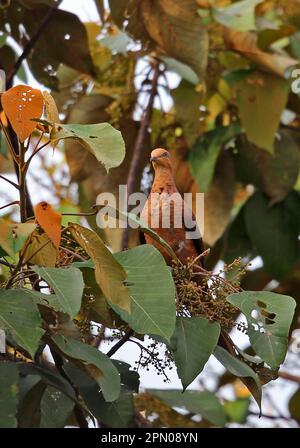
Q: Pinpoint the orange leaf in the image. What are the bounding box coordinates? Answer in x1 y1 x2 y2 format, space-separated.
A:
1 85 44 142
34 202 62 249
0 110 8 128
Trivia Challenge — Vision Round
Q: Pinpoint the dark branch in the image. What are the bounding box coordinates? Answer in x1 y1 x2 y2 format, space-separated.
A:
49 347 89 428
6 0 63 88
106 329 134 358
121 60 160 249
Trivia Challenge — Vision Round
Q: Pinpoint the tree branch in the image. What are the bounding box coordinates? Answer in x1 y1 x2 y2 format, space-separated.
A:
106 329 134 357
49 347 88 428
0 200 19 211
278 370 300 385
6 0 63 88
0 174 19 190
121 60 160 249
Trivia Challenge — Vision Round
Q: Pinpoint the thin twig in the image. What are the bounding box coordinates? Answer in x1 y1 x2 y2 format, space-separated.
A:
24 139 51 174
59 246 86 261
106 329 134 357
0 174 19 190
0 200 19 211
278 371 300 385
0 259 15 269
49 347 88 428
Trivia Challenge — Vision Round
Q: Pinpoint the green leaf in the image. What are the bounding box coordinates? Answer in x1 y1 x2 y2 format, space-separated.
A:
227 291 296 369
223 205 253 263
40 387 74 428
189 124 240 192
106 207 180 263
234 131 300 204
0 362 19 428
214 346 262 411
17 363 78 405
213 0 262 32
244 192 299 278
235 71 289 153
100 31 133 54
64 362 135 428
69 223 131 313
112 0 208 80
257 25 296 51
0 220 36 257
18 380 47 428
51 334 121 402
23 6 95 88
224 398 250 423
72 263 114 327
113 360 140 393
162 57 199 85
112 245 176 341
148 389 227 426
170 317 220 389
289 387 300 424
33 266 84 319
0 289 44 358
172 80 202 146
51 123 125 172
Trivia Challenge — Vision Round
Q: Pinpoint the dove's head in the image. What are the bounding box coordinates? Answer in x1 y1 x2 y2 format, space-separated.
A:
150 148 172 170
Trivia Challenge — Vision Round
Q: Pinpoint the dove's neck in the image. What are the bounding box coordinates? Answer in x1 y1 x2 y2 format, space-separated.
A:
151 166 178 194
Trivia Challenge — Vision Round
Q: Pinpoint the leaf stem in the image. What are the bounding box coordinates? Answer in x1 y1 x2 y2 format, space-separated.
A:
19 142 27 223
0 175 20 190
0 200 20 211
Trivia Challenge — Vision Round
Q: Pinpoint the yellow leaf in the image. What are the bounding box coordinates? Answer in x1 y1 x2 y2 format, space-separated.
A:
1 85 44 142
43 91 60 125
22 233 57 267
34 202 62 249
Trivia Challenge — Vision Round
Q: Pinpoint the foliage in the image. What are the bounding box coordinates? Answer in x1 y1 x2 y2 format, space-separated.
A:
0 0 299 429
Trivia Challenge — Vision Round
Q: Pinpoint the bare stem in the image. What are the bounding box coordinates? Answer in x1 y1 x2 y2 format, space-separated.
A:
19 142 27 223
0 200 19 211
0 175 20 190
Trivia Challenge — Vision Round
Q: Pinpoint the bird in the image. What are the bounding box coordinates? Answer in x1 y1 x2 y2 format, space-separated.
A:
140 148 204 267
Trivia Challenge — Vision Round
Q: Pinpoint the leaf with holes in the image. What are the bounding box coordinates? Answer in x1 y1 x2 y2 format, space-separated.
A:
0 219 36 257
51 335 120 402
50 123 125 172
33 266 84 319
170 317 220 390
1 85 44 142
34 202 62 249
0 289 44 358
227 291 296 369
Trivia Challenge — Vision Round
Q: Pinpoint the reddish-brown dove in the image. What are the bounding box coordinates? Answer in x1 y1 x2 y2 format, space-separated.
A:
141 148 204 266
